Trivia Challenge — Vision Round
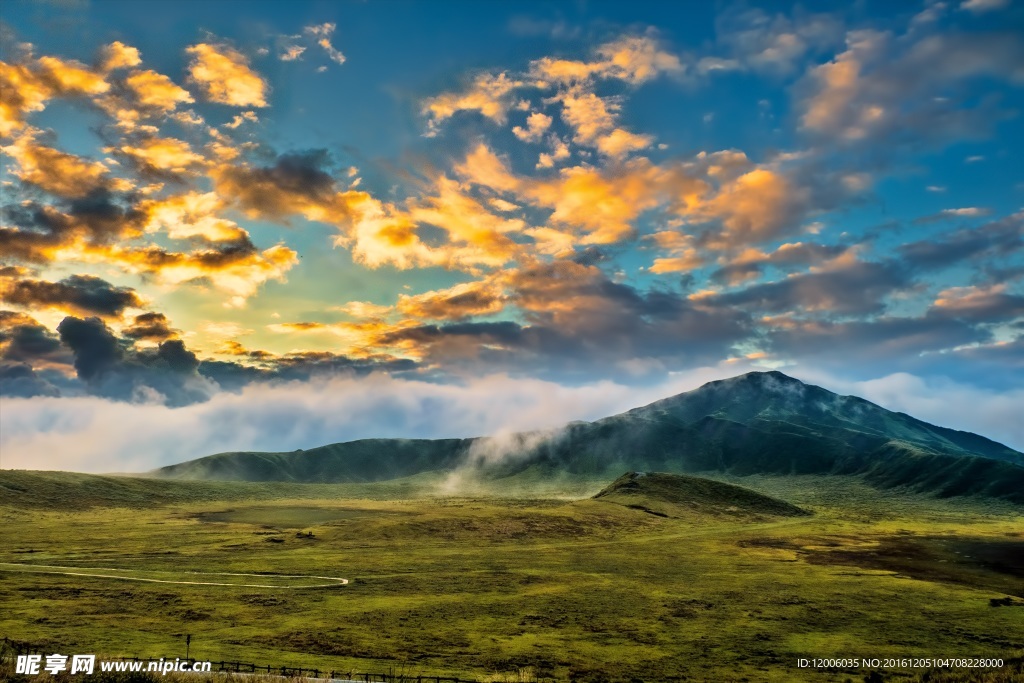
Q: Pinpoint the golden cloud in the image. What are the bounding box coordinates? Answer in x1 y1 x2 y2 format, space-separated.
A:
559 89 617 145
595 36 684 84
556 88 651 157
512 111 553 142
698 168 810 247
67 241 298 308
140 192 248 242
99 42 142 71
341 177 525 272
332 301 394 318
0 62 53 137
422 72 523 130
526 160 663 245
3 134 112 197
529 35 682 85
186 43 268 107
125 69 194 111
396 278 507 321
454 144 522 193
36 56 110 96
595 128 653 157
120 136 206 174
647 231 704 274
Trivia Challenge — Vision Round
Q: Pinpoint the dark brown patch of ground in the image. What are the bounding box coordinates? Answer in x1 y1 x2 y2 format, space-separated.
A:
802 536 1024 597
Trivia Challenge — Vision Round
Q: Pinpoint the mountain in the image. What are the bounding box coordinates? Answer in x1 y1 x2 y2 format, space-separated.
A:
592 472 810 519
152 371 1024 504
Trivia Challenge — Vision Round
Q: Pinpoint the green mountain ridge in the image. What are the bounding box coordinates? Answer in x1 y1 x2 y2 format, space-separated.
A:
152 371 1024 504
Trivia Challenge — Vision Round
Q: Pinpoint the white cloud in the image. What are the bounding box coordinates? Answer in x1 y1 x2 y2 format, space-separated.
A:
1 366 1019 475
0 368 739 473
960 0 1010 14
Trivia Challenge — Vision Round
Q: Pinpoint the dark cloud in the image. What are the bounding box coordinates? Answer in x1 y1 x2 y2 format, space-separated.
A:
710 242 849 286
0 311 74 367
899 213 1023 271
0 362 62 398
1 274 144 316
197 350 418 391
711 259 911 315
122 312 178 340
376 263 750 381
1 309 421 403
765 315 989 374
56 316 125 381
52 316 212 405
152 339 199 374
0 190 145 263
214 149 341 220
928 288 1024 323
195 359 272 391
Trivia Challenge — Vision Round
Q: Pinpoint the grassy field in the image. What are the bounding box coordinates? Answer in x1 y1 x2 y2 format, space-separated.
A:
1 470 1022 682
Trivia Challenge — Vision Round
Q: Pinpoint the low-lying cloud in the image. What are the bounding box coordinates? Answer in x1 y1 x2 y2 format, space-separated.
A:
1 366 1021 475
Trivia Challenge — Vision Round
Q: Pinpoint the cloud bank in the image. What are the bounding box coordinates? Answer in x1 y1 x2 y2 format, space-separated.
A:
1 366 1020 475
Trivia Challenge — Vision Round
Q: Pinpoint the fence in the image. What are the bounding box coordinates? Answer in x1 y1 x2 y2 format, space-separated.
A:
3 638 509 682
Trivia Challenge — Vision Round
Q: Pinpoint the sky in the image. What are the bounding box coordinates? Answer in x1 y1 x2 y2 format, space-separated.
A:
1 0 1023 471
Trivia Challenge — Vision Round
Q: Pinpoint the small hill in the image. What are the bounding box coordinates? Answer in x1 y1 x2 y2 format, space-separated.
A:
593 471 810 519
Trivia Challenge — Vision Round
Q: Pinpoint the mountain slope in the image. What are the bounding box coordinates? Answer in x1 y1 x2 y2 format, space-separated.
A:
152 371 1024 504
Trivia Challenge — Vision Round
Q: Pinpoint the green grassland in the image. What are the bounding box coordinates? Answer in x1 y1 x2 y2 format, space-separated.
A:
1 470 1022 682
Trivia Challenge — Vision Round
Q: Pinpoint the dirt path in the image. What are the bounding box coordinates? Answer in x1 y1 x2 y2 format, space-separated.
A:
0 562 348 588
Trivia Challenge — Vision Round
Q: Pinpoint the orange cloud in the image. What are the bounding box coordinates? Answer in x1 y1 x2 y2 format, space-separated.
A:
698 167 810 247
341 176 526 272
530 35 682 85
67 241 298 308
186 43 268 107
332 301 393 318
36 56 109 96
99 42 142 71
0 61 51 137
119 136 205 174
512 111 553 142
404 176 525 267
140 192 249 242
525 160 663 244
647 232 704 274
396 279 507 321
595 36 684 84
595 127 653 157
2 134 113 197
124 69 193 111
422 72 523 131
454 144 522 193
556 88 651 157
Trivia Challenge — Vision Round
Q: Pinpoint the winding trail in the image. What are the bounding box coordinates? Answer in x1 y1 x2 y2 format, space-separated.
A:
0 562 348 589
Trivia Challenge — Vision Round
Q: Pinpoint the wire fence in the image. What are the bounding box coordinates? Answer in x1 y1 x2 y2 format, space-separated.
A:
2 637 538 682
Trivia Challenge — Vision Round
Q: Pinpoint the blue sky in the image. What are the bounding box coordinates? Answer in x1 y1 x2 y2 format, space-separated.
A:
1 0 1023 470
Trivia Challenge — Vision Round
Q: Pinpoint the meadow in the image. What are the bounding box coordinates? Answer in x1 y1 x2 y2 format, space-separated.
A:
1 470 1022 682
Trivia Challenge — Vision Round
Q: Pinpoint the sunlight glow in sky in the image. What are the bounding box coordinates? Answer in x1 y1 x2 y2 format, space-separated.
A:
1 0 1022 469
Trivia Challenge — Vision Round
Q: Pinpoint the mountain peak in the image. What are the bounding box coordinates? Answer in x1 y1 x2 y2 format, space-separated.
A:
707 370 805 389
